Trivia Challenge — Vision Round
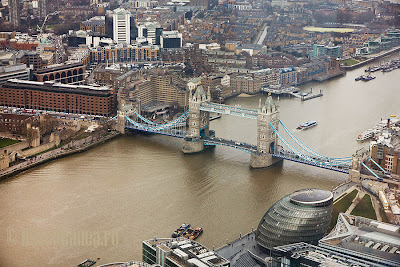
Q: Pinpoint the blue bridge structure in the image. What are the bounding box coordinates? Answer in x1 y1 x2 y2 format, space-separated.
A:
121 85 352 173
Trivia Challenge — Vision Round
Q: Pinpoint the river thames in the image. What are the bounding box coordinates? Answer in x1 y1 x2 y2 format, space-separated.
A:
1 52 400 266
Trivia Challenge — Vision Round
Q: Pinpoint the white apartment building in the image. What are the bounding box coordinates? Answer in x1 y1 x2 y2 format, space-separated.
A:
113 8 131 44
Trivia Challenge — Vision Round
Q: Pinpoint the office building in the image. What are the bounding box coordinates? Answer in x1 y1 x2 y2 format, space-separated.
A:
0 64 30 85
160 31 182 49
142 237 230 267
370 127 400 174
137 22 163 45
318 213 400 265
312 43 342 58
256 188 333 249
113 8 131 44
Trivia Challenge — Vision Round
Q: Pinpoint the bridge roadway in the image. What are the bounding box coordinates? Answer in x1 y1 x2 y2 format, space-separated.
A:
273 149 350 174
200 102 258 119
204 137 257 154
125 124 188 138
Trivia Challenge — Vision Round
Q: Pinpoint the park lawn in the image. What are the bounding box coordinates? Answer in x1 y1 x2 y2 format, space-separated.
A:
351 194 377 220
342 58 359 66
0 137 19 148
328 189 358 231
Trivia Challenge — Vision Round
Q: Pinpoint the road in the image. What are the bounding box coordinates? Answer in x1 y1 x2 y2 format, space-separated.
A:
256 25 269 45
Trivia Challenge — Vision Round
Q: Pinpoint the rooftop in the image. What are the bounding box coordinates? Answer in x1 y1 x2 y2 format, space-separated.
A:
143 237 229 267
2 79 113 97
289 188 333 204
320 213 400 264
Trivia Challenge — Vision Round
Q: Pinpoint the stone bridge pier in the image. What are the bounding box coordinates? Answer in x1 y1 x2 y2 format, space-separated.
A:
182 85 211 154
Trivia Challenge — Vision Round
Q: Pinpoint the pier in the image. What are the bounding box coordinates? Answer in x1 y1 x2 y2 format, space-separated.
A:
288 89 323 101
302 90 323 101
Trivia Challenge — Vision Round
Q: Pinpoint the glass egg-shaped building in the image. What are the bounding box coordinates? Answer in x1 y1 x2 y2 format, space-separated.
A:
256 188 333 249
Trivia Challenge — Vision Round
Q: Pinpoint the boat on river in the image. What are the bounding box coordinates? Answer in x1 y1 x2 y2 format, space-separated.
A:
296 121 318 130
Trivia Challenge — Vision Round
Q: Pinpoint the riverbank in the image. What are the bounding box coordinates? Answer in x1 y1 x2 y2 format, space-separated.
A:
0 131 120 180
341 46 400 70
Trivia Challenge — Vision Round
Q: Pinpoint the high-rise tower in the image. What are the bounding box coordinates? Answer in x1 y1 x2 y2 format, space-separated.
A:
112 8 131 44
39 0 47 20
9 0 19 28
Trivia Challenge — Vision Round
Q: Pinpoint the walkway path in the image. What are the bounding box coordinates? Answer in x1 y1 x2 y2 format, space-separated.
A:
345 190 365 214
0 132 120 179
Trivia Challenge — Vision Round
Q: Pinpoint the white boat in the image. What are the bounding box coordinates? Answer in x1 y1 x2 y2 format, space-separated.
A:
296 120 318 130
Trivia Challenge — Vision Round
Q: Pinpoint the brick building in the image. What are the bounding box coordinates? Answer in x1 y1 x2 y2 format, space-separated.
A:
128 74 188 113
230 75 261 94
370 130 400 175
80 16 106 35
33 63 86 84
93 68 123 86
87 44 159 63
0 79 116 117
15 51 43 70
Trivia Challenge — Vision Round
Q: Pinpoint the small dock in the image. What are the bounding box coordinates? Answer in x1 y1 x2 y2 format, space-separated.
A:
301 90 323 101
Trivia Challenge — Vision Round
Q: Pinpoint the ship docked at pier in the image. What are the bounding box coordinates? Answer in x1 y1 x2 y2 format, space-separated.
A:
356 116 399 141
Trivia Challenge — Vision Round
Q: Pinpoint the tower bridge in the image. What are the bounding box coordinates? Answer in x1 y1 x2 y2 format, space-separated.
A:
121 85 352 172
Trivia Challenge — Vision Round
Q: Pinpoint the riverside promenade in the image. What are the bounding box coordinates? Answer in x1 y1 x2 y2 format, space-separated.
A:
0 131 120 180
341 45 400 70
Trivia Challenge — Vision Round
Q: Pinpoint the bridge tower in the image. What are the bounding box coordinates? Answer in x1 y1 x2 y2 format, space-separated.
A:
182 85 211 154
250 95 282 168
349 150 367 182
117 110 126 134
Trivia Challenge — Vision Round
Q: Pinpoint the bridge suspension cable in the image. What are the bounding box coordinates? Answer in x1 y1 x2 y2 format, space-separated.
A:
278 120 351 162
369 156 389 174
360 161 382 180
134 110 189 129
270 123 350 171
270 123 323 165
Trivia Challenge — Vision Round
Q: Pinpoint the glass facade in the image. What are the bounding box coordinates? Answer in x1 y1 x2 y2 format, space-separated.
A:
256 188 333 249
142 243 156 264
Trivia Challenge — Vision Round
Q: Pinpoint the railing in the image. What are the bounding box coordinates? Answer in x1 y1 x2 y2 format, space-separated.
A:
204 137 257 154
200 102 258 119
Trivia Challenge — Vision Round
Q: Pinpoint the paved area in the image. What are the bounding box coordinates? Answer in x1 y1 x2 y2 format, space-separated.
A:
332 182 357 201
370 194 383 222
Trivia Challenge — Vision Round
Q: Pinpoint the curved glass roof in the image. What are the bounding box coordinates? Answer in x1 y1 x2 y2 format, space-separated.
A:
290 188 333 204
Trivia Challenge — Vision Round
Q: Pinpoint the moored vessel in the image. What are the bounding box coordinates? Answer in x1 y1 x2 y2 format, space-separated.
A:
189 227 203 240
356 129 374 141
172 223 190 238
